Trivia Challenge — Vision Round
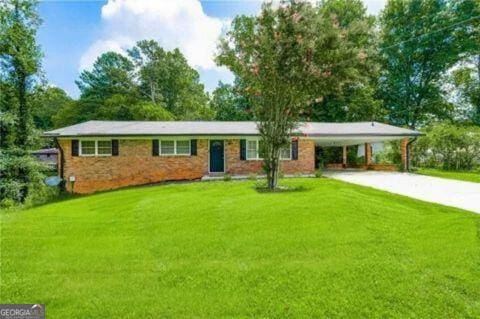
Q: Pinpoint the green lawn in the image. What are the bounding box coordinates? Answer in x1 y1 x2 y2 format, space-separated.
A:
417 168 480 183
1 179 480 318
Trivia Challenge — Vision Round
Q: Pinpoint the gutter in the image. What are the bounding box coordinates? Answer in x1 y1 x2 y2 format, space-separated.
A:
55 137 65 190
43 132 424 139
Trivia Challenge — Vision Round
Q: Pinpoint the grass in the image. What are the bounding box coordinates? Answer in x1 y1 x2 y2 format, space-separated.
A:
1 178 480 318
417 168 480 183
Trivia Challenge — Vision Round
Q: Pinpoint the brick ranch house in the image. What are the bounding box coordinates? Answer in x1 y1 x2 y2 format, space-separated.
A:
44 121 422 194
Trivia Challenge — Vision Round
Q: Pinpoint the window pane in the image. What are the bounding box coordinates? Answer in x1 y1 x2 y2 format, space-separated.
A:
247 149 257 159
160 140 175 155
97 140 112 155
176 140 190 155
81 141 95 155
247 140 258 159
280 145 291 159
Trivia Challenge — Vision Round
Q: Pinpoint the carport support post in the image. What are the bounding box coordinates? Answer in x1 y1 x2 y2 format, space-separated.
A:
342 145 347 168
401 138 408 171
364 143 372 166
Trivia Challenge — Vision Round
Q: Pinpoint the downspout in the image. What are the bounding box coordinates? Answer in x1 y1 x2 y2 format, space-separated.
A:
55 137 66 191
406 137 418 172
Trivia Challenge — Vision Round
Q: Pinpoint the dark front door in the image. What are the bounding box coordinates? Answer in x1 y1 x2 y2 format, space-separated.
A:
209 140 224 173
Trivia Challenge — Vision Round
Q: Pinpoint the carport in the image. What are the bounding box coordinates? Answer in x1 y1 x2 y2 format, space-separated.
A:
300 122 423 171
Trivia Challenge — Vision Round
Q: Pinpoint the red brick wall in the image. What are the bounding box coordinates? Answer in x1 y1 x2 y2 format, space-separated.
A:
59 138 316 194
225 139 315 175
59 139 209 194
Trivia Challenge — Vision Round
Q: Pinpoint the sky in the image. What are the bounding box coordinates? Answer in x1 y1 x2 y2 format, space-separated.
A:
38 0 387 98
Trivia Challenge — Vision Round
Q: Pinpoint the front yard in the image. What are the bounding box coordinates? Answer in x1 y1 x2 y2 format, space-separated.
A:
1 178 480 318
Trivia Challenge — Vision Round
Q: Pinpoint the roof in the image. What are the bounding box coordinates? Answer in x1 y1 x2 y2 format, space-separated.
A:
44 121 422 138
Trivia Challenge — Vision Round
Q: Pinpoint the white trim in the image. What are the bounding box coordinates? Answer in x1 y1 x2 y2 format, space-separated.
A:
245 139 291 161
79 140 112 157
246 139 261 160
59 135 266 141
159 139 191 156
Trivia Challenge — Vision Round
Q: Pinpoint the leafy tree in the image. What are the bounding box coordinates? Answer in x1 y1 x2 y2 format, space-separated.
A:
211 80 252 121
0 80 16 149
94 94 139 121
0 0 41 148
128 40 212 120
76 51 138 101
52 98 95 128
31 86 73 130
53 94 174 126
95 94 173 121
0 0 47 204
55 51 167 126
412 123 480 170
218 1 370 189
130 101 174 121
309 0 382 122
451 55 480 125
311 84 383 122
379 0 480 129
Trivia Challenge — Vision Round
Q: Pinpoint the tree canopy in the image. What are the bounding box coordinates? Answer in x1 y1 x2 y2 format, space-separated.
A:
379 0 480 129
0 0 51 204
211 80 252 121
128 40 211 120
217 0 377 188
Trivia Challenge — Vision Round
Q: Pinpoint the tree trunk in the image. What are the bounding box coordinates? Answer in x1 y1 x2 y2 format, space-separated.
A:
15 69 29 202
150 81 156 103
266 148 280 190
16 71 28 148
477 55 480 82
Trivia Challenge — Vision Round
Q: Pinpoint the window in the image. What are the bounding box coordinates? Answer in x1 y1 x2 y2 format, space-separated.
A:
160 140 191 155
246 139 291 160
247 140 259 159
80 141 95 156
97 140 112 155
80 140 112 156
160 140 175 155
176 140 190 155
280 144 291 160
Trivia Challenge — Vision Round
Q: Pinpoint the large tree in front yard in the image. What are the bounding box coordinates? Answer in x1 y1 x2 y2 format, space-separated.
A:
217 1 373 189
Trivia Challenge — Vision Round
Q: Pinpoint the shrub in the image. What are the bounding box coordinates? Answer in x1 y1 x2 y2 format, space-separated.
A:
315 168 323 178
223 174 232 181
0 149 59 208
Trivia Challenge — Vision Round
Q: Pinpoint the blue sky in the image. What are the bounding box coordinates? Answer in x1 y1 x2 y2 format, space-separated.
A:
38 0 385 98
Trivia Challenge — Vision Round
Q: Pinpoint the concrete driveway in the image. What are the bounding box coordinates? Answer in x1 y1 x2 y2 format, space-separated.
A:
324 170 480 214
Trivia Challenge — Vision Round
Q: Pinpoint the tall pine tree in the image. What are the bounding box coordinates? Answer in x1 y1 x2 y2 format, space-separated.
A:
0 0 44 204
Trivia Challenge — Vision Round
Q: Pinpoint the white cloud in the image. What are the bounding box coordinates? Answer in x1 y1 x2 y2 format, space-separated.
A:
80 39 127 71
79 0 387 91
79 0 226 72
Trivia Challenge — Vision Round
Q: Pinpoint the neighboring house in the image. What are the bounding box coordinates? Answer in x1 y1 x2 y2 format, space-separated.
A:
31 148 58 171
44 121 422 194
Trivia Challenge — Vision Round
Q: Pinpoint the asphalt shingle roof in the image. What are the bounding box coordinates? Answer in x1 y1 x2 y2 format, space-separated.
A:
44 121 422 137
